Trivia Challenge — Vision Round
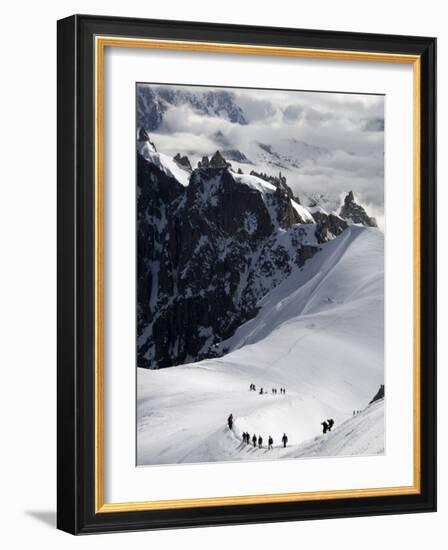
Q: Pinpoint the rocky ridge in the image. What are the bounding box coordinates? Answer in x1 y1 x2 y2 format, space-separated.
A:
340 191 377 227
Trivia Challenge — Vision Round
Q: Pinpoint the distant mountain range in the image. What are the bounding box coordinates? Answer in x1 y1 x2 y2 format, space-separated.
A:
137 85 248 131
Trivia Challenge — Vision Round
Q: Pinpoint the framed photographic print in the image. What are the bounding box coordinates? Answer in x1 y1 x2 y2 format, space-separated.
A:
57 14 436 534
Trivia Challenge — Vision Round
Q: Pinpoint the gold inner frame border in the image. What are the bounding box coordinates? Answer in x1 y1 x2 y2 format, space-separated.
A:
94 36 421 513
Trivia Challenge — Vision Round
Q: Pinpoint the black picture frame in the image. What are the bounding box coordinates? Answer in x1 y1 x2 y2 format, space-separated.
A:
57 14 436 534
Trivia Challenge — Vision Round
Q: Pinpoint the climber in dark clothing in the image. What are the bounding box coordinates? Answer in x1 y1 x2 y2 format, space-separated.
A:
268 436 274 449
321 420 328 434
258 435 263 448
282 433 288 448
227 414 233 430
327 418 335 431
259 387 264 395
252 434 257 447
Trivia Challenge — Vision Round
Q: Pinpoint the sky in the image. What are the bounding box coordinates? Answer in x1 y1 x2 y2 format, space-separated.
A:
137 83 384 222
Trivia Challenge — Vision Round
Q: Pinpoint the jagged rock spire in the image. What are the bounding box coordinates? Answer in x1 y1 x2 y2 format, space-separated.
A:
197 151 231 170
173 153 192 171
369 384 385 404
340 191 377 227
138 127 157 151
138 127 150 141
197 155 210 169
210 150 230 168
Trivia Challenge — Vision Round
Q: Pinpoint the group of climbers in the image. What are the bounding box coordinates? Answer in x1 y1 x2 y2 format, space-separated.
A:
321 418 335 434
240 431 289 450
249 383 287 395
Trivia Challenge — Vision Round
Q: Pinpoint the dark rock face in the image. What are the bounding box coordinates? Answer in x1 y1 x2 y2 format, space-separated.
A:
250 170 301 204
197 155 210 169
369 384 385 404
210 150 230 169
340 191 377 227
137 151 321 369
313 211 348 243
173 153 192 171
273 187 303 228
138 127 157 150
197 151 231 170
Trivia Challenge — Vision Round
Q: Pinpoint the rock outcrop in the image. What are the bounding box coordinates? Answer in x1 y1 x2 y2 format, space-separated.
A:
210 150 231 168
369 384 385 404
340 191 377 227
138 127 157 150
173 153 192 171
312 210 348 243
250 169 301 204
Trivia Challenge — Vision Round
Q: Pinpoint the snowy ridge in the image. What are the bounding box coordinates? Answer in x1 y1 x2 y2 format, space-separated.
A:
291 199 315 224
288 398 384 458
137 140 191 187
176 398 384 464
232 172 277 194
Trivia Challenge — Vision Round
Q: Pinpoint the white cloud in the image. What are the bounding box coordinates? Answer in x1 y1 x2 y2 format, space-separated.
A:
138 84 384 215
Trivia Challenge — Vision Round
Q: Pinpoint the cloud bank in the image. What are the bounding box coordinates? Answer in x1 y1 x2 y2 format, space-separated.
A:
137 84 384 215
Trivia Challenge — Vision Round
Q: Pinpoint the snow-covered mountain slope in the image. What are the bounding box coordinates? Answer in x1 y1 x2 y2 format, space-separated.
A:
137 139 191 187
137 225 384 464
288 398 384 458
217 224 383 351
255 139 330 169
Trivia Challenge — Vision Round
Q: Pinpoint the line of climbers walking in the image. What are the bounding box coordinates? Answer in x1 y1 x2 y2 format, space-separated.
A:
228 414 289 450
228 412 336 450
249 383 286 395
241 431 289 450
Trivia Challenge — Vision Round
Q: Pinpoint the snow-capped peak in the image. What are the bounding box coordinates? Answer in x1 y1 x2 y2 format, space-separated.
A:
137 131 191 187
